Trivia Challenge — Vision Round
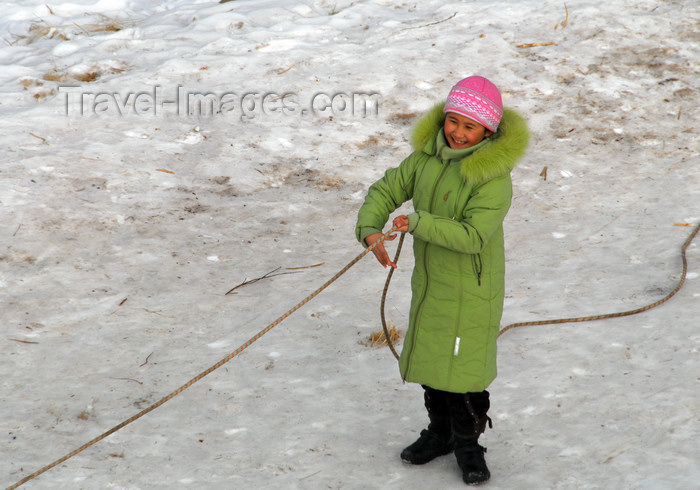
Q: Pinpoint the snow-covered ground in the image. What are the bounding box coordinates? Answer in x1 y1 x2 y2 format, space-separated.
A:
1 0 698 488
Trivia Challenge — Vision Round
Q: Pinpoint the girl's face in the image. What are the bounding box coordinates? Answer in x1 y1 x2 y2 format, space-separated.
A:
444 112 492 149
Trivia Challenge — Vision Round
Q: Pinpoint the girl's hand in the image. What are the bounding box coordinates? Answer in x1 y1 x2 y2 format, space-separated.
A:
392 215 410 232
365 232 397 268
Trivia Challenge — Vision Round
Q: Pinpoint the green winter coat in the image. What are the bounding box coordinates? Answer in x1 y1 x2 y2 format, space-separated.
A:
356 104 529 393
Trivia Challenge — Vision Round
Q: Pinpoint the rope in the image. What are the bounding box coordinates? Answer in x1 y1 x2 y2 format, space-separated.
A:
6 228 399 490
498 222 699 336
380 232 406 361
380 223 699 355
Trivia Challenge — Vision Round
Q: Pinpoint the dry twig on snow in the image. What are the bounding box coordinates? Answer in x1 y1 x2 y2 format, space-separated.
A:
225 267 301 295
516 42 556 48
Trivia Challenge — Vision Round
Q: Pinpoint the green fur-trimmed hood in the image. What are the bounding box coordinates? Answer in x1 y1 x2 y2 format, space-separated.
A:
411 103 530 186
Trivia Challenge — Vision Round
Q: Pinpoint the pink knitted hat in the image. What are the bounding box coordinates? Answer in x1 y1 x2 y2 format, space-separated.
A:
443 76 503 132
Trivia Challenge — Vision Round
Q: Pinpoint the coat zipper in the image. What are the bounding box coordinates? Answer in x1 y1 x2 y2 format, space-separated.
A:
451 179 466 220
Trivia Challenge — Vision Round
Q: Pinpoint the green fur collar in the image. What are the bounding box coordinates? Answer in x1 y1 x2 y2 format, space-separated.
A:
411 103 530 185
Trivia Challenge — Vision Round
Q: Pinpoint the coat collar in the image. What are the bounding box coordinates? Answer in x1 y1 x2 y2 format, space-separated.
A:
410 103 530 185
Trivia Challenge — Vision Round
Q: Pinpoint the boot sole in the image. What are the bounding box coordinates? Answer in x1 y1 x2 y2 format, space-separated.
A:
400 448 453 465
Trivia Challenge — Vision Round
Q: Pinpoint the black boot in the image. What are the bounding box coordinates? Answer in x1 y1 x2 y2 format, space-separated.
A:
400 386 454 464
455 440 490 485
448 391 492 485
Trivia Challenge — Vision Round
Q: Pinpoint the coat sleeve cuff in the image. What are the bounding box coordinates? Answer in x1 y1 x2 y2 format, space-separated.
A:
407 212 420 233
359 226 383 246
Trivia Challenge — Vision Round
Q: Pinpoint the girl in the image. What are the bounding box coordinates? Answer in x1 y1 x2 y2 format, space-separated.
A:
355 76 529 485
